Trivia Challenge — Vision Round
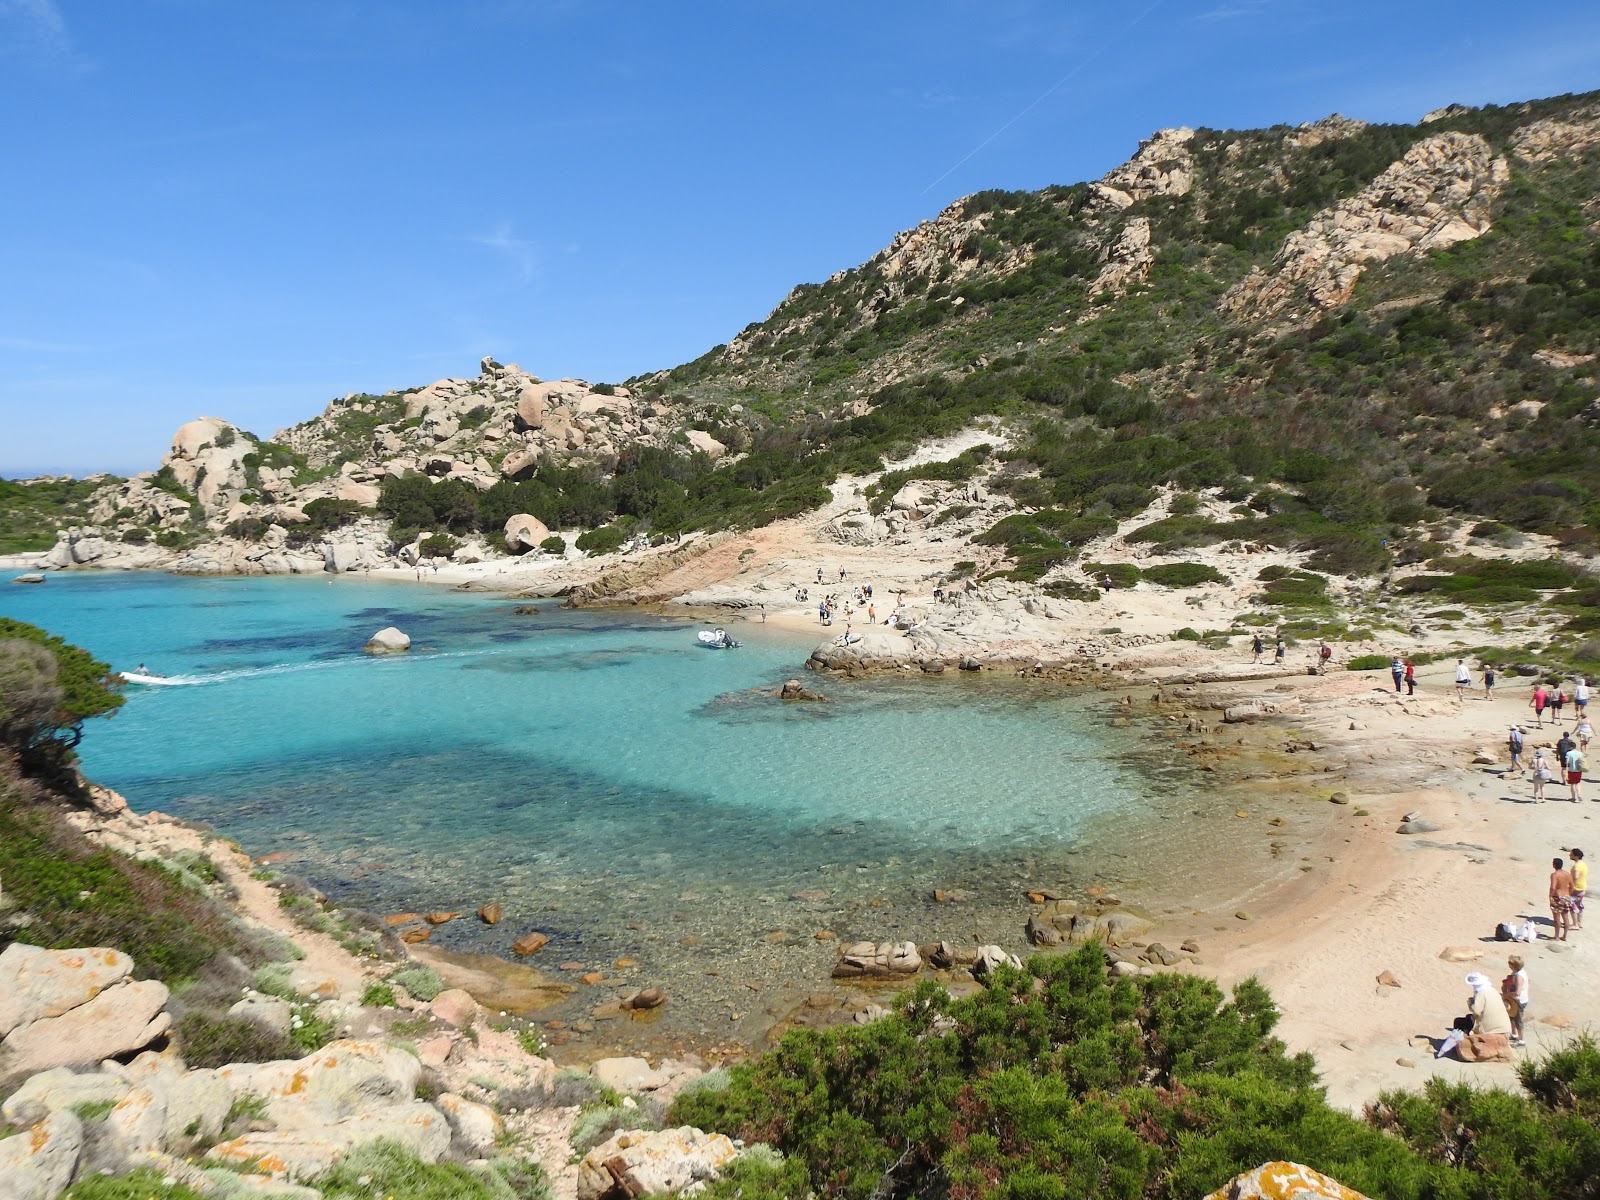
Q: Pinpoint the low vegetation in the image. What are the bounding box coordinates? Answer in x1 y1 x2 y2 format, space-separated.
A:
675 944 1600 1200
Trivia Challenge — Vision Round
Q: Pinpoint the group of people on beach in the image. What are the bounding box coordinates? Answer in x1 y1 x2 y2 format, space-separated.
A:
1505 678 1591 802
811 568 884 629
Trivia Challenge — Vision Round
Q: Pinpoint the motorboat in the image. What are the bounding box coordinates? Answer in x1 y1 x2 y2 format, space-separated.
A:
697 628 742 649
120 671 182 686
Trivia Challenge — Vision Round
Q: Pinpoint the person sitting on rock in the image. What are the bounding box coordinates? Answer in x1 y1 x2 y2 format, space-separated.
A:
1451 971 1515 1061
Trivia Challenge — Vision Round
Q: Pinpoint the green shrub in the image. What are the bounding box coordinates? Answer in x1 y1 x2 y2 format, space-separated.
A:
1144 562 1228 588
0 783 254 983
311 1139 549 1200
1346 654 1390 671
575 525 626 555
390 965 445 1001
569 1105 657 1155
63 1170 211 1200
1172 626 1203 640
419 533 461 558
362 982 398 1008
119 526 150 544
176 1011 298 1069
1086 562 1141 588
538 535 566 554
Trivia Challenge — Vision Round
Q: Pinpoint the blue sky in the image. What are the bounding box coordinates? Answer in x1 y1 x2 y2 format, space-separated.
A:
2 1 1598 476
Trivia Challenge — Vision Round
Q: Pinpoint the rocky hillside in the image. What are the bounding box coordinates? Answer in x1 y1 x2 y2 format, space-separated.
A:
6 89 1600 583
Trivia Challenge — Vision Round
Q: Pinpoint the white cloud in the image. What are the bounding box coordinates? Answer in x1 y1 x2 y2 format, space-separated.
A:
0 0 93 73
470 222 539 282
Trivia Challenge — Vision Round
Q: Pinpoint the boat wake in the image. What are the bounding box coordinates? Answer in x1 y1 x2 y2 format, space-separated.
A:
120 646 502 688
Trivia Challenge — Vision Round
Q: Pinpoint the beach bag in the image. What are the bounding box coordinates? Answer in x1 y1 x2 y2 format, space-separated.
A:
1495 922 1516 941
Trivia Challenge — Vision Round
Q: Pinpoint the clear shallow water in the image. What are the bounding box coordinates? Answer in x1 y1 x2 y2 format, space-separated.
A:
1 572 1191 1047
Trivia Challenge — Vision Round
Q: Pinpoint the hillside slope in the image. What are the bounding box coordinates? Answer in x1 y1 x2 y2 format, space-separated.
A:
4 89 1599 592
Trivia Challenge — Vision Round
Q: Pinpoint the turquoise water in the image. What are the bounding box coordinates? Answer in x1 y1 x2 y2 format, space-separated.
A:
2 572 1169 1047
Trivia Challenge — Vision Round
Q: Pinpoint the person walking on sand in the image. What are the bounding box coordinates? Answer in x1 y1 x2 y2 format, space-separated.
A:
1404 658 1417 696
1252 633 1264 663
867 603 876 624
1502 956 1530 1046
1577 677 1590 719
1577 716 1594 752
1391 656 1405 693
1318 642 1332 674
1571 848 1587 931
1533 747 1553 802
1508 725 1526 776
1274 636 1286 667
1455 658 1472 699
1550 857 1576 941
1484 663 1497 701
1565 742 1586 802
1552 686 1568 723
1532 683 1549 728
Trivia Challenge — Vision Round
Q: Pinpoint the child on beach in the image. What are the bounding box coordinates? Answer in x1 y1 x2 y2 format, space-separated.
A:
1502 956 1530 1046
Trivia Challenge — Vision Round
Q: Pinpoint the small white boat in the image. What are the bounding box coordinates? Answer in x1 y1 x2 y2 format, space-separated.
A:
120 672 184 686
697 629 742 649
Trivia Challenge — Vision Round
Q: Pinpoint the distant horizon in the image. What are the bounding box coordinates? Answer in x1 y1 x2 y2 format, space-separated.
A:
3 1 1598 477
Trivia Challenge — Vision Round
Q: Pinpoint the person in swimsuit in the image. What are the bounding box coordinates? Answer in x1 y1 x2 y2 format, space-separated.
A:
1550 857 1575 941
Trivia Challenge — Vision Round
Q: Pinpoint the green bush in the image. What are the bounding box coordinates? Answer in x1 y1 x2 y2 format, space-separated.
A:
538 535 566 554
419 533 461 558
1086 562 1141 588
176 1011 298 1069
576 525 626 555
673 943 1600 1200
1346 654 1390 671
1143 562 1228 588
390 964 445 1001
0 782 255 983
1172 626 1204 640
362 982 398 1007
63 1170 211 1200
570 1104 658 1154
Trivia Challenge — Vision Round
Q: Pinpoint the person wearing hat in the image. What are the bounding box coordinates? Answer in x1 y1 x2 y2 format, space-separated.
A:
1508 725 1526 776
1532 747 1554 802
1465 971 1513 1039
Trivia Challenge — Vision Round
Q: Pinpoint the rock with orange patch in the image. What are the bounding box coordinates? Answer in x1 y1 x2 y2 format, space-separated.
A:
1203 1161 1372 1200
0 944 134 1036
0 1109 83 1200
436 1092 503 1153
581 972 604 985
206 1099 450 1181
576 1126 738 1200
215 1039 422 1131
477 902 504 925
400 928 433 944
104 1068 230 1154
384 913 419 927
1 979 171 1076
2 1068 129 1125
423 911 461 926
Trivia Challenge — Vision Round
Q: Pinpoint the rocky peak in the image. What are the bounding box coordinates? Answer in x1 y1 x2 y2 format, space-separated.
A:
1089 126 1196 211
1220 131 1509 324
1512 104 1600 161
1286 113 1370 149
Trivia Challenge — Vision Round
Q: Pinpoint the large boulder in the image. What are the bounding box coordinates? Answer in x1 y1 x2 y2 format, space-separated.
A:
2 1068 130 1124
215 1039 422 1129
1203 1161 1371 1200
832 941 921 980
591 1056 672 1094
504 513 551 553
364 627 411 655
0 945 134 1036
206 1100 450 1181
105 1067 231 1154
0 1110 83 1200
1 979 170 1077
685 429 727 460
576 1127 739 1200
1026 899 1153 948
516 384 546 429
335 481 381 508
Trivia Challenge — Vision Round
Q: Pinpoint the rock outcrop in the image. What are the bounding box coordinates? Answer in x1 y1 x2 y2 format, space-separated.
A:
503 512 551 553
0 945 171 1080
1221 132 1508 323
1204 1161 1371 1200
363 627 411 654
576 1126 739 1200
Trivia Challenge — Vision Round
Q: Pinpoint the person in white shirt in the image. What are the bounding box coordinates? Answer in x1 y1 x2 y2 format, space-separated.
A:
1577 678 1590 719
1455 658 1472 699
